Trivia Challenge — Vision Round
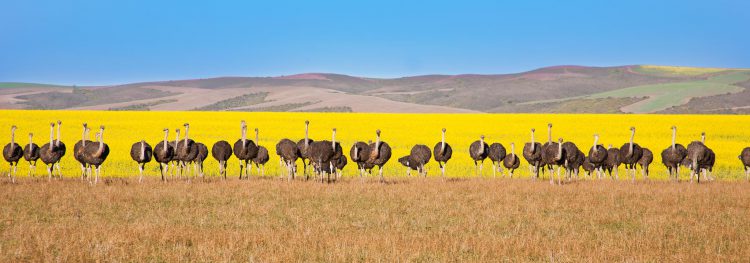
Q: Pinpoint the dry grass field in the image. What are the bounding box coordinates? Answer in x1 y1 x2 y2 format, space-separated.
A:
1 178 749 262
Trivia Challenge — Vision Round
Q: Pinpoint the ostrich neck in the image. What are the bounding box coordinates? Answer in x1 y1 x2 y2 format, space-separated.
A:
478 138 484 154
184 127 189 147
140 141 145 160
375 136 380 151
701 134 705 144
255 130 259 145
81 128 86 147
96 136 104 157
174 132 180 148
354 145 359 157
441 132 446 153
593 136 599 153
331 131 336 148
10 131 15 149
241 128 246 149
304 124 309 148
530 130 535 151
511 144 516 159
556 142 562 160
547 127 552 143
672 129 676 150
49 126 54 149
162 133 168 153
29 134 33 146
56 124 61 145
629 131 634 155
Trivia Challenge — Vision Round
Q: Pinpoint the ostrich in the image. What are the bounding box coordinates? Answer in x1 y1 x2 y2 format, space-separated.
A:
488 142 506 178
233 121 258 179
502 142 520 178
661 126 688 181
619 127 643 183
469 135 489 177
175 123 199 179
276 138 299 181
332 152 347 180
296 120 315 179
170 128 181 179
154 129 175 181
193 142 208 178
399 144 431 177
523 128 543 180
561 141 580 181
211 140 232 179
604 144 621 179
130 140 153 183
252 128 270 177
587 134 608 179
365 129 391 183
692 132 715 181
350 141 371 179
40 122 65 180
433 128 453 178
739 147 750 181
581 155 596 178
23 132 40 177
3 126 22 183
686 132 712 183
309 128 337 183
83 126 110 184
638 147 654 180
53 120 66 177
74 123 92 180
542 137 565 185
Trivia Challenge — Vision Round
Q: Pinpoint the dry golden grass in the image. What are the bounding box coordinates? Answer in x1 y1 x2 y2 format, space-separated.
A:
1 177 749 262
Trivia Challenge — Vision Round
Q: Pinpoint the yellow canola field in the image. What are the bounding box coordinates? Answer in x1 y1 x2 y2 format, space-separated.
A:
1 110 748 180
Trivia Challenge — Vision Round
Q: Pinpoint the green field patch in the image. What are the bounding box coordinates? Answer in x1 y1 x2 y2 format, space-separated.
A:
0 82 67 88
587 71 750 113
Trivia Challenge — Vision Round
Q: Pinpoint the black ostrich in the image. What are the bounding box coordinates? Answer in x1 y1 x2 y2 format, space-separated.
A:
587 134 608 179
469 135 489 177
309 128 337 183
569 149 586 180
581 155 596 178
251 128 270 177
40 122 65 180
399 144 431 177
523 128 543 180
350 141 371 179
74 123 92 180
366 129 392 183
433 128 453 179
3 125 23 183
276 138 299 181
502 142 520 178
296 120 314 179
233 121 258 180
542 136 565 185
193 142 209 178
686 132 712 183
739 147 750 181
619 127 644 183
23 132 40 178
488 142 506 178
52 120 66 177
561 140 580 181
604 144 621 179
661 126 688 181
689 132 715 182
175 123 199 179
154 128 175 181
211 140 232 179
83 126 110 184
130 140 153 183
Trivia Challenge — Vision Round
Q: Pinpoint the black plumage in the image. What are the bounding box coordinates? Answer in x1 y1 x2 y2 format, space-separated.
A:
350 141 371 178
309 128 338 183
175 123 199 179
23 133 40 177
523 128 543 179
686 132 712 183
3 126 23 183
365 129 391 183
502 143 520 178
604 145 621 179
661 126 687 181
193 142 209 177
74 123 92 179
233 121 258 179
398 144 431 177
587 134 607 179
82 126 110 184
40 122 65 180
469 135 489 176
251 128 269 177
154 128 175 181
488 142 506 178
561 141 580 180
619 127 643 182
276 138 299 180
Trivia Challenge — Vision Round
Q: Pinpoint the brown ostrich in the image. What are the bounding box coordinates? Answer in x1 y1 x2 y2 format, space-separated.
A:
366 129 391 183
193 142 208 178
233 121 258 179
502 142 520 178
276 138 299 181
153 129 174 181
309 128 338 183
561 140 580 181
175 123 199 180
296 120 315 179
23 132 40 177
488 141 506 178
587 134 608 179
211 140 232 179
619 127 643 183
661 126 688 181
398 144 431 177
350 141 370 179
40 122 66 180
433 128 453 179
3 125 23 183
130 140 153 183
469 135 489 177
604 144 621 180
739 147 750 181
82 126 109 184
523 128 543 180
541 124 565 184
251 128 270 177
686 132 712 183
73 123 92 180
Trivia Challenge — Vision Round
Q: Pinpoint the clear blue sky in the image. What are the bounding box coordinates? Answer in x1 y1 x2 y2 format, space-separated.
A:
1 0 748 85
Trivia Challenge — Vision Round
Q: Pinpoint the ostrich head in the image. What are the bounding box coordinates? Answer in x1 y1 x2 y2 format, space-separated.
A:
254 128 259 144
628 126 636 155
304 120 310 148
608 144 613 150
55 120 62 145
671 126 677 150
701 132 706 144
49 122 55 147
440 128 447 152
593 134 600 153
162 128 169 152
547 123 553 143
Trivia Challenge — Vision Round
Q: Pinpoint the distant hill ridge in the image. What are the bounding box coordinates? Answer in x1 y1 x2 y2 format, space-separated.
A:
2 65 749 114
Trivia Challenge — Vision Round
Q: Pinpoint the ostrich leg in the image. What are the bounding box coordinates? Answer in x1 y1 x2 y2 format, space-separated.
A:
138 163 145 183
379 167 385 183
441 163 446 179
745 167 749 182
55 163 62 178
549 166 555 185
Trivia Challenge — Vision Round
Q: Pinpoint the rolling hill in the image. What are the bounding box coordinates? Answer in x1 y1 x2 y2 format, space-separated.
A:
1 65 748 113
